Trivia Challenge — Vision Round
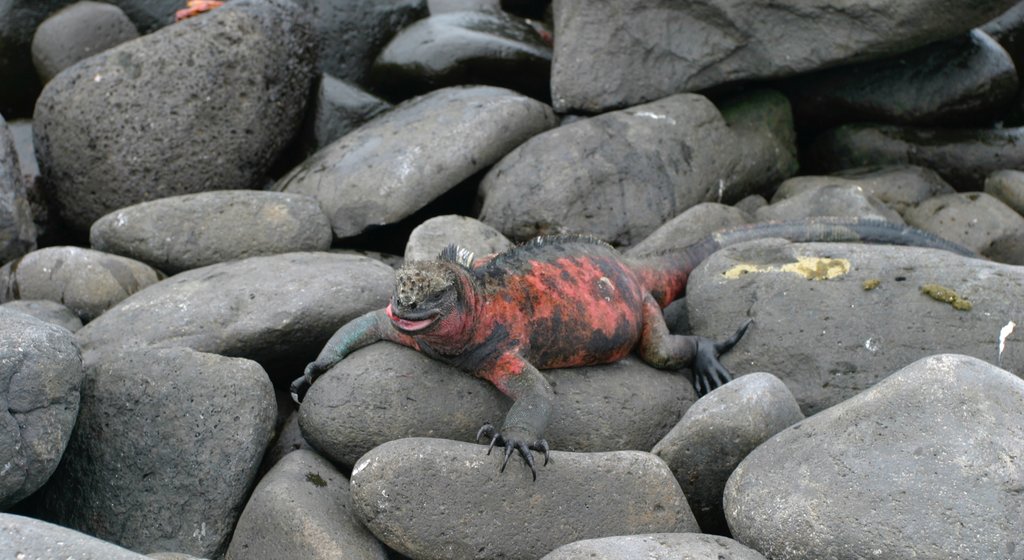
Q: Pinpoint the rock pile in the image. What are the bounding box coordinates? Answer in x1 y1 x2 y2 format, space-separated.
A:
1 0 1023 558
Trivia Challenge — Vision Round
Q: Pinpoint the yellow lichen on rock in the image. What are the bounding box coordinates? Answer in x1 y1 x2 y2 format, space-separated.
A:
723 256 851 281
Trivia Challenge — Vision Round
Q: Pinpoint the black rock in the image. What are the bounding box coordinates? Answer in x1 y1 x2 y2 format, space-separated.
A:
0 116 35 264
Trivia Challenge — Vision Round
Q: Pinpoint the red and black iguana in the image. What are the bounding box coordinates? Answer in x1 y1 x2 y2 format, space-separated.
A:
291 218 973 478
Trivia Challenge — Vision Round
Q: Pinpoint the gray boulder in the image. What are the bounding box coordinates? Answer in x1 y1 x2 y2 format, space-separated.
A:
350 437 698 560
293 0 427 85
275 86 557 240
300 343 694 467
295 74 392 159
685 240 1024 414
541 533 767 560
806 124 1024 190
550 0 1017 113
32 347 276 558
754 184 905 224
1 299 83 331
0 246 162 321
370 10 552 101
75 252 394 366
0 514 153 560
652 373 804 535
404 214 512 262
226 449 386 560
984 168 1024 215
33 0 316 231
625 203 750 259
89 190 333 273
903 191 1024 256
0 115 35 264
725 354 1024 560
772 166 955 216
782 30 1017 129
0 308 82 509
31 1 139 83
479 90 797 246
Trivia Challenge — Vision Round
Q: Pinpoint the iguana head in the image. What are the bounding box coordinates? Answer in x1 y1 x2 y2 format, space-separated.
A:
386 244 479 338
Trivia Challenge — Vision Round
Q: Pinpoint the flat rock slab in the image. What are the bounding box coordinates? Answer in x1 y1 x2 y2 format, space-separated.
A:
300 343 694 466
76 252 394 366
0 513 153 560
350 437 698 560
33 0 316 231
541 533 767 560
89 190 333 273
685 240 1024 414
226 449 385 560
0 308 82 509
725 354 1024 559
0 246 162 321
550 0 1017 113
275 85 557 239
479 90 797 245
32 347 276 558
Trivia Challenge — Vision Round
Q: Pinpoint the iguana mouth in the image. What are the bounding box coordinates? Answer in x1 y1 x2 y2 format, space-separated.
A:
385 304 437 332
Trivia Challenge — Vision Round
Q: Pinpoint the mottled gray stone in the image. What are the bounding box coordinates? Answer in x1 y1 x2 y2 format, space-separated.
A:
0 308 82 509
480 90 796 246
652 373 803 535
226 449 386 560
75 252 394 366
1 299 83 331
404 214 512 262
783 30 1017 129
32 347 276 558
807 124 1024 191
31 1 140 83
0 246 162 321
772 166 956 215
299 344 694 467
276 86 557 239
350 438 698 560
984 168 1024 215
686 240 1024 414
725 354 1024 560
903 191 1024 256
541 533 767 560
0 115 36 265
0 514 152 560
755 184 905 224
89 190 333 273
33 0 316 231
550 0 1017 113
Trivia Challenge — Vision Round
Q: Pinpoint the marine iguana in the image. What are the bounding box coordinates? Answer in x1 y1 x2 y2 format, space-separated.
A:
291 217 973 479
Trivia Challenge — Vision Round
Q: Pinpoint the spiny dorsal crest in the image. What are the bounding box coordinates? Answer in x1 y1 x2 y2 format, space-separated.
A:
438 244 475 269
395 261 455 307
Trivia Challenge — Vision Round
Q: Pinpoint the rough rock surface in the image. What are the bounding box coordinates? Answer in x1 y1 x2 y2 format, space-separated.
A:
984 168 1024 215
725 354 1024 560
652 373 804 535
89 190 333 273
0 299 83 331
31 1 140 83
0 115 35 264
903 191 1024 256
300 344 694 466
754 184 905 224
350 437 698 560
772 166 955 215
226 449 385 560
275 86 557 239
33 0 316 231
479 90 797 245
404 214 512 262
32 347 276 559
75 252 394 366
686 240 1024 414
0 246 162 321
550 0 1018 113
0 308 82 509
541 533 767 560
625 203 750 259
0 514 153 560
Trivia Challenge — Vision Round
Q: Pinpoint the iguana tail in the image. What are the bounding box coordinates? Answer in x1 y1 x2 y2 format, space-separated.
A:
634 217 977 307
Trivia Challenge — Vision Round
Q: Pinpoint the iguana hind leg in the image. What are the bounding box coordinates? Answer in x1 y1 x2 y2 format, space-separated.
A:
637 294 751 395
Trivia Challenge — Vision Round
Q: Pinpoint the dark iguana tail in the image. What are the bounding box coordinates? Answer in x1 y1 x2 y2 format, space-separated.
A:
635 217 976 306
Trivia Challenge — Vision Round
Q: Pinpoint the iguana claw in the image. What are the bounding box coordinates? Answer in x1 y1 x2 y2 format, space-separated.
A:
476 423 550 481
692 319 752 396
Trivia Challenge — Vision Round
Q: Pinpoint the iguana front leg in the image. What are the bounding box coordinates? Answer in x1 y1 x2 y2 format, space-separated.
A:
291 309 417 402
637 294 751 395
475 353 553 480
